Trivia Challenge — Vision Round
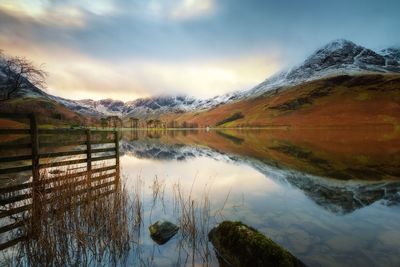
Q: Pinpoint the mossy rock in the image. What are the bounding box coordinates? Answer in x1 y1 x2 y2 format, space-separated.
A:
149 220 179 245
208 221 306 267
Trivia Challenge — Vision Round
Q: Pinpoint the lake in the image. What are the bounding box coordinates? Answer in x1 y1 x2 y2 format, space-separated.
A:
1 128 400 266
118 128 400 267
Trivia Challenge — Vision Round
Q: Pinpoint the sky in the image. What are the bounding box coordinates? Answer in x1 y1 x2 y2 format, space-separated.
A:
0 0 399 101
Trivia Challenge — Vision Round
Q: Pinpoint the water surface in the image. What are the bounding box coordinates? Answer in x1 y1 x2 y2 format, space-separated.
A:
118 128 400 267
1 128 399 266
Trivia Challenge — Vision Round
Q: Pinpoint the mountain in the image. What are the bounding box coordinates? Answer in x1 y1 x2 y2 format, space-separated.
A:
76 96 209 117
162 73 400 127
73 93 240 118
1 39 400 122
380 46 400 62
232 39 400 99
69 39 400 117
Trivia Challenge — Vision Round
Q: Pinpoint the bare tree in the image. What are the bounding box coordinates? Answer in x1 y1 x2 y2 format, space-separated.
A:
128 117 139 128
100 118 108 129
0 52 47 101
106 116 122 128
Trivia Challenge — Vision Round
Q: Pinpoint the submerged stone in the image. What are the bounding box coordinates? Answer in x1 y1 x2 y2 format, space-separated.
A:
149 220 179 245
208 221 307 267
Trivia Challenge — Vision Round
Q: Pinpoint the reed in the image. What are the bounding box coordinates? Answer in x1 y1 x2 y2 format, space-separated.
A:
170 180 217 266
1 168 230 267
2 165 133 267
131 175 144 230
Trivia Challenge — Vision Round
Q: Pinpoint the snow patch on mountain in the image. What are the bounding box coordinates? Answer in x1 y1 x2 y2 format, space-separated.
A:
380 47 400 66
72 94 238 118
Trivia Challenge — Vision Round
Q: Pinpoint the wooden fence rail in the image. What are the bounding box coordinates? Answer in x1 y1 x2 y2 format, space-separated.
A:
0 113 121 251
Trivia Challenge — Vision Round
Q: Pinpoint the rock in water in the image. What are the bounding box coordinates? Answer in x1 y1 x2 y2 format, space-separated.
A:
149 220 179 245
208 221 307 267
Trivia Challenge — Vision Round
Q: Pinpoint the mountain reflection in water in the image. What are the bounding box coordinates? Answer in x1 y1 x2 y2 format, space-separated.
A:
117 128 400 267
120 128 400 215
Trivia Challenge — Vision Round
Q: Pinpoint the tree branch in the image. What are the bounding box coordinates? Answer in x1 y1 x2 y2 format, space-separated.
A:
0 53 48 101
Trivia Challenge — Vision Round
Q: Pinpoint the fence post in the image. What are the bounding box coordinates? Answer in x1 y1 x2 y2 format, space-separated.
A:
86 129 92 198
114 131 120 185
29 113 40 237
30 114 40 183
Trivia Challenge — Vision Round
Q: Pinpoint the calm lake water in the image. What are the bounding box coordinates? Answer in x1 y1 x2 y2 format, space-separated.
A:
118 128 400 267
1 128 400 266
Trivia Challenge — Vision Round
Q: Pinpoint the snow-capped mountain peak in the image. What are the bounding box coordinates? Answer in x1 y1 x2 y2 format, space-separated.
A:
72 95 223 118
234 39 400 99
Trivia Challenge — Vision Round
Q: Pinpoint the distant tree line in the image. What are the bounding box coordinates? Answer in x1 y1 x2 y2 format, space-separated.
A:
167 120 198 128
99 116 200 129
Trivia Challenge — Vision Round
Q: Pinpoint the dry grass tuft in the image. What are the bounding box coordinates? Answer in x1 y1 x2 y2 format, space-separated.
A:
1 168 230 267
2 166 134 266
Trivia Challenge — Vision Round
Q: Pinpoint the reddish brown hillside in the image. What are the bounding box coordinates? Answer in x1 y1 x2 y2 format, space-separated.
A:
161 74 400 128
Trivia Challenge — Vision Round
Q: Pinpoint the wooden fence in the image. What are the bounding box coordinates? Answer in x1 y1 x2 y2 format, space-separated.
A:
0 113 120 251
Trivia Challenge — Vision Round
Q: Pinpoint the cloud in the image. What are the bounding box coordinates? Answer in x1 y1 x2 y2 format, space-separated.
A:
135 55 280 98
170 0 215 20
125 0 216 21
51 53 280 100
0 0 218 24
0 1 85 28
0 34 281 101
0 0 119 28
